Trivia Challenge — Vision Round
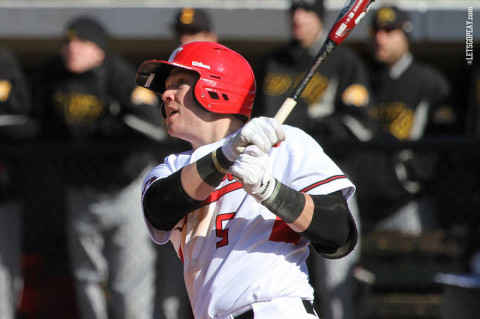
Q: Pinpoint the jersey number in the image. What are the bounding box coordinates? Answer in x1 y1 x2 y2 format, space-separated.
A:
215 214 300 248
215 213 235 248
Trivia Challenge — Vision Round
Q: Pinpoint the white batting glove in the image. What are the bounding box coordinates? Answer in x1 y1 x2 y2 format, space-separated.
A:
229 144 277 202
221 117 285 162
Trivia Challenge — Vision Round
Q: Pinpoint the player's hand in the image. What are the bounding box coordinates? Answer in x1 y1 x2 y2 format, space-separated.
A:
229 144 276 202
221 117 285 162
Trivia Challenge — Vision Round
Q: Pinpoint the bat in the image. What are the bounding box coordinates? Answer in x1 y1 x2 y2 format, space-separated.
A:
274 0 376 124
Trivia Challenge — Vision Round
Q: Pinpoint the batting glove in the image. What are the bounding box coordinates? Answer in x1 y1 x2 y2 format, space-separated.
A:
229 144 277 202
221 117 285 162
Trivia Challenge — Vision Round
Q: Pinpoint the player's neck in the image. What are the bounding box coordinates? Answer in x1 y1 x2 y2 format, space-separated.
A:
190 116 243 150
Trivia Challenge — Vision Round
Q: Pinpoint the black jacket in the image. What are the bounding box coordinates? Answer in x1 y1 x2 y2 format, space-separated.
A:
256 39 376 144
32 53 165 190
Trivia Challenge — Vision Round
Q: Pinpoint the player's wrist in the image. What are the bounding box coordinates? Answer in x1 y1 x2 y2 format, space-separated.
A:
196 148 233 187
261 181 305 224
252 176 278 203
213 147 234 174
221 141 238 162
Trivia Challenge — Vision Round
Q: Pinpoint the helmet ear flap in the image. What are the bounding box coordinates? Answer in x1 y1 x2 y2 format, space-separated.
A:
194 76 254 121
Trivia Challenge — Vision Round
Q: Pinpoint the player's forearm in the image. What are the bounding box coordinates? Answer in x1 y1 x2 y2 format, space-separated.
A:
185 147 233 199
262 182 350 248
181 163 218 200
287 193 314 233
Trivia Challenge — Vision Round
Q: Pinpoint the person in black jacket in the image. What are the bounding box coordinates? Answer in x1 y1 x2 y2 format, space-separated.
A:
368 6 452 141
255 0 376 144
255 1 375 318
356 6 452 235
32 16 164 319
0 46 37 319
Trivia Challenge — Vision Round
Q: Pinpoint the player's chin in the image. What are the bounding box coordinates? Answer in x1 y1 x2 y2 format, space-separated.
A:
164 114 177 128
165 122 185 140
374 50 388 63
166 123 177 137
291 30 303 42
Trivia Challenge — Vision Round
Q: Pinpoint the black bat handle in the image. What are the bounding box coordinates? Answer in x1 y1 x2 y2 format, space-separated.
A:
290 39 338 100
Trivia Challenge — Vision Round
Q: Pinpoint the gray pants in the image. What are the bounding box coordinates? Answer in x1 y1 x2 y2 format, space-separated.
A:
68 173 155 319
375 196 438 235
0 201 22 319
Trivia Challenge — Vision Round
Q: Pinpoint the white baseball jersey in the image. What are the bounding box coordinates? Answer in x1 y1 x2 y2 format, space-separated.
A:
141 125 355 319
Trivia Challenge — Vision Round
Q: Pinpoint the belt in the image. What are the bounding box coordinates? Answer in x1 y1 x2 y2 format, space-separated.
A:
235 299 316 319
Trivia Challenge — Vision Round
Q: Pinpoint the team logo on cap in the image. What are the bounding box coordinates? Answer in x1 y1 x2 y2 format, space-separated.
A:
375 7 396 27
66 29 79 41
180 7 196 25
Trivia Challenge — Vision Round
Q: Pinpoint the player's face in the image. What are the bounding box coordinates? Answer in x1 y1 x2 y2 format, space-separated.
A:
290 7 323 48
62 38 105 74
162 68 217 146
373 28 409 66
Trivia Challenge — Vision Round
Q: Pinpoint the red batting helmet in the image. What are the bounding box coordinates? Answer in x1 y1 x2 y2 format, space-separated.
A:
135 41 256 120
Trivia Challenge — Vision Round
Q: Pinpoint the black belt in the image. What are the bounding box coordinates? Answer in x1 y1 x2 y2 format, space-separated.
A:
235 299 316 319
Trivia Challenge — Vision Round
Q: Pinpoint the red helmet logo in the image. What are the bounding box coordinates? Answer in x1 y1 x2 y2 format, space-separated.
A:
136 41 256 120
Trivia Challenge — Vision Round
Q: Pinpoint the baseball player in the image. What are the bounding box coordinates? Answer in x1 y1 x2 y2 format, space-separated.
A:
31 17 161 319
368 6 451 141
0 46 35 319
356 6 452 234
136 41 358 319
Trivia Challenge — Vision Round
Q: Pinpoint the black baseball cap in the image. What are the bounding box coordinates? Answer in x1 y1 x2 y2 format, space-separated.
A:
65 16 108 51
371 6 412 34
173 8 212 34
290 0 325 20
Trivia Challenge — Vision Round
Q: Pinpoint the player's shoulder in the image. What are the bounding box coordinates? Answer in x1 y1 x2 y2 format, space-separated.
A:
0 47 20 74
409 59 447 81
284 124 312 135
164 149 194 168
261 45 294 67
408 59 450 91
282 125 323 149
325 45 368 75
103 53 137 79
105 53 134 68
144 150 192 183
330 45 364 63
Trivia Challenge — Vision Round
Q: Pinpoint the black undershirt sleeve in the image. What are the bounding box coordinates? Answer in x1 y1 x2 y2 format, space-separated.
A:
310 214 358 259
143 169 203 231
305 192 358 259
143 147 233 231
